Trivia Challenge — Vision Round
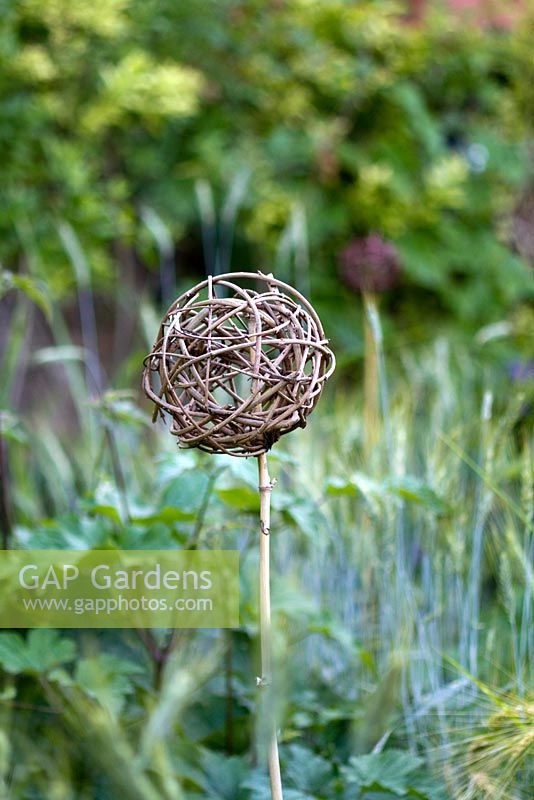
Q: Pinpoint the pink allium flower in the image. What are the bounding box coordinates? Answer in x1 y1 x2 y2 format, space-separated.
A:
339 234 401 293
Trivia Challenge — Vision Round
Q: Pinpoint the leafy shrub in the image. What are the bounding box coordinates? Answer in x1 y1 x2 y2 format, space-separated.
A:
1 0 533 333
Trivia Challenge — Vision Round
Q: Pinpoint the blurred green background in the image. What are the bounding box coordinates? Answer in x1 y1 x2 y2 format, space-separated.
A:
0 1 533 799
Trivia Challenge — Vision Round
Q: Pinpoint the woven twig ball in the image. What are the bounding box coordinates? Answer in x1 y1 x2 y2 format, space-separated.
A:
142 271 335 456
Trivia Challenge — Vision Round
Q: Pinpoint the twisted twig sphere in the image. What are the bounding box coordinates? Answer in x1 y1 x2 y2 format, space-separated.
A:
142 271 335 456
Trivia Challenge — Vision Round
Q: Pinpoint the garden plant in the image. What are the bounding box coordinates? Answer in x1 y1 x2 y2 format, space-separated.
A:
0 1 533 799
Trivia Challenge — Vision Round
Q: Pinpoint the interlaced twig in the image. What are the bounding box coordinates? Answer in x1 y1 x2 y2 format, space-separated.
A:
142 272 335 456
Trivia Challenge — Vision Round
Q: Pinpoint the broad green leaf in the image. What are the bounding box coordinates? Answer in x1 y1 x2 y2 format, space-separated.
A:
0 633 28 674
308 619 359 656
216 485 259 512
244 773 315 800
88 480 129 525
25 630 77 673
91 504 123 525
218 457 258 489
119 522 181 550
284 744 334 794
198 750 249 800
156 452 199 484
161 470 211 518
75 654 143 717
384 476 449 515
343 749 424 796
129 507 193 525
26 515 111 550
325 476 358 496
0 630 76 675
283 498 325 539
325 473 383 514
215 457 266 510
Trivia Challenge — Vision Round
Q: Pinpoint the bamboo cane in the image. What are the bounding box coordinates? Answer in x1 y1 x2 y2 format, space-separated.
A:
258 453 283 800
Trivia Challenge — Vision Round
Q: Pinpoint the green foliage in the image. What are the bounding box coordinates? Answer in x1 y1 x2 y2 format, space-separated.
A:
0 629 75 674
73 653 144 716
0 3 533 797
0 332 531 797
283 745 335 797
0 268 51 320
1 0 533 330
244 746 445 799
342 750 445 799
326 472 449 515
